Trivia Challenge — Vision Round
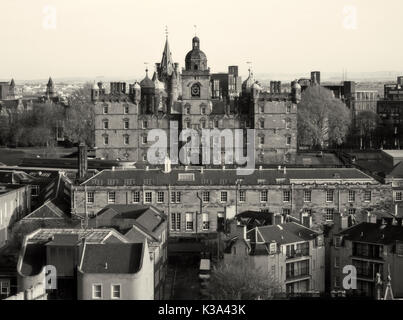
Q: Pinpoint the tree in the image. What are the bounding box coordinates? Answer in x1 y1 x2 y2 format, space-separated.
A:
298 85 352 149
64 83 95 146
204 257 282 300
355 110 380 149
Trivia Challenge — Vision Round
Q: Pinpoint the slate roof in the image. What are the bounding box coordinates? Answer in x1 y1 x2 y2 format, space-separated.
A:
337 222 403 245
81 167 375 187
20 243 47 276
79 243 143 274
387 161 403 179
254 222 319 245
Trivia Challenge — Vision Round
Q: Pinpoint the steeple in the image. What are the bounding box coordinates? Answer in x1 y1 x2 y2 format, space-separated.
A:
160 26 174 77
46 77 55 97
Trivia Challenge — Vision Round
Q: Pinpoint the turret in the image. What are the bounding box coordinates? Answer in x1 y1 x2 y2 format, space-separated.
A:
291 80 302 104
133 81 141 104
91 82 99 101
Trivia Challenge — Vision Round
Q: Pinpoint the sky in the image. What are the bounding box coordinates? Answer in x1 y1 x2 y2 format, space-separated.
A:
1 0 403 81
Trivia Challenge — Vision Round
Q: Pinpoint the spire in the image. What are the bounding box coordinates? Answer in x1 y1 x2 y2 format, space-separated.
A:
160 27 174 77
10 78 15 87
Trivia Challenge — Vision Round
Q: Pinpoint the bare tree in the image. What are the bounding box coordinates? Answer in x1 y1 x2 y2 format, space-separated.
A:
64 82 95 146
298 85 352 149
355 110 380 149
204 257 282 300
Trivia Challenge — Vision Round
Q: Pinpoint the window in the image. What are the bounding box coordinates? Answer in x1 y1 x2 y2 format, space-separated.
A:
214 120 219 128
171 191 181 203
286 136 291 145
202 213 209 230
132 191 140 203
259 136 265 145
0 280 10 296
144 191 152 203
142 135 148 144
171 213 181 231
283 190 291 202
201 106 206 115
260 190 268 202
286 105 291 114
31 185 40 197
186 213 194 231
157 191 164 203
283 208 291 216
124 106 129 114
185 106 190 115
326 190 334 202
334 275 340 288
348 208 356 215
142 154 147 161
123 135 129 145
142 120 148 129
260 105 264 113
334 256 340 268
396 191 403 201
200 120 206 129
92 284 102 299
103 135 109 145
111 284 121 299
107 191 115 203
124 120 129 129
103 120 109 129
202 191 210 203
364 190 372 202
239 190 246 202
259 119 264 129
286 119 291 129
103 106 108 114
220 191 228 202
185 120 191 129
87 191 94 204
325 208 334 221
304 190 311 202
348 190 356 202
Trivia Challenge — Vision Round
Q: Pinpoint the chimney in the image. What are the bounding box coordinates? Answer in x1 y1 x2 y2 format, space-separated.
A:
283 166 287 175
270 81 275 93
78 142 88 180
200 167 204 174
164 156 172 173
276 81 282 93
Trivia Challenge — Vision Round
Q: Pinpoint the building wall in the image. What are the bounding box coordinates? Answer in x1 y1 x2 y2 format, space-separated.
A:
73 181 392 236
0 185 31 247
77 242 154 300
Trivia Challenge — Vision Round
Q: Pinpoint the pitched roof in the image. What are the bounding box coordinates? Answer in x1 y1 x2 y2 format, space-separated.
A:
337 222 403 245
81 167 375 187
79 243 143 274
254 222 319 245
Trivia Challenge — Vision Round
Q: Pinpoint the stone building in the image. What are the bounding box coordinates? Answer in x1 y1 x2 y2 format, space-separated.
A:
93 35 299 164
224 221 325 295
72 167 392 238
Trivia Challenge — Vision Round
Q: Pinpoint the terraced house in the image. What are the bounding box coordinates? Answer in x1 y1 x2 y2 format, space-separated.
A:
72 166 392 237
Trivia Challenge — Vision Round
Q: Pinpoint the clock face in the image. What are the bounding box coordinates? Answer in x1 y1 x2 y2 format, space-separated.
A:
191 84 200 97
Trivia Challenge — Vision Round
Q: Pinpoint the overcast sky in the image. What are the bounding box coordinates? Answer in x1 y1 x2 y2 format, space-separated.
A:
1 0 403 80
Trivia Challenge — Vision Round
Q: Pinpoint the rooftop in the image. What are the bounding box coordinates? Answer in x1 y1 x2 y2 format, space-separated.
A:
81 167 375 187
338 222 403 245
79 243 143 274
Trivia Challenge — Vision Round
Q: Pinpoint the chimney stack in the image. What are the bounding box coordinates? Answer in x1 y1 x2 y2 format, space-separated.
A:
78 142 88 180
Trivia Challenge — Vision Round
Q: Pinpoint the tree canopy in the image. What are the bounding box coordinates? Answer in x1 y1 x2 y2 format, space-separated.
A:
204 257 281 300
298 85 352 149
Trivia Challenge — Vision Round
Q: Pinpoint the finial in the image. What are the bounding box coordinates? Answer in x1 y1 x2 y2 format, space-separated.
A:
193 24 197 36
165 25 168 39
144 62 149 76
246 61 252 76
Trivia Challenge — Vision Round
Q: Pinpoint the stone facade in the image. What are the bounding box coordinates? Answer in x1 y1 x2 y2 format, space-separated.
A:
93 35 299 164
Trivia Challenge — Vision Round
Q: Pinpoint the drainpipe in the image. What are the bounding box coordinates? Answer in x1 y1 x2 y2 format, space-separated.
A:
196 191 202 241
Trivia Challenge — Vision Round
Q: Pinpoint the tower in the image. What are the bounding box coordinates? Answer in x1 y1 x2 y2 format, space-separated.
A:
46 77 55 97
140 69 155 114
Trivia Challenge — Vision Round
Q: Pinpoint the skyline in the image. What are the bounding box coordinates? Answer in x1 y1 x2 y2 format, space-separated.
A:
1 0 403 80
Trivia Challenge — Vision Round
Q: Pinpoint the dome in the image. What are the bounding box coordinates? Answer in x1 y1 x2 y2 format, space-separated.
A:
140 70 155 89
185 36 208 71
242 71 255 92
